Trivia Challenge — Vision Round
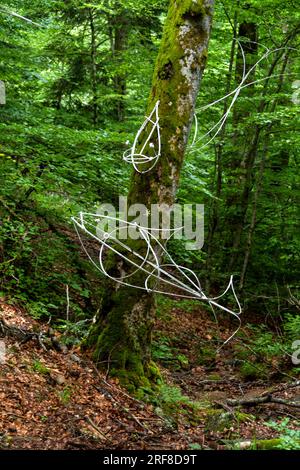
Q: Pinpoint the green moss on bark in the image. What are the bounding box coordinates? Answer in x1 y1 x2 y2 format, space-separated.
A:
129 0 214 207
85 276 161 394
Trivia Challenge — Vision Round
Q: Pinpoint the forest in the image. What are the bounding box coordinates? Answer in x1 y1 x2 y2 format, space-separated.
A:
0 0 300 456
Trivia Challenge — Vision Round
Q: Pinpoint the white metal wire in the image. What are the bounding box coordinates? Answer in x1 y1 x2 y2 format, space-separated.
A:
72 212 242 346
189 43 298 152
123 101 161 173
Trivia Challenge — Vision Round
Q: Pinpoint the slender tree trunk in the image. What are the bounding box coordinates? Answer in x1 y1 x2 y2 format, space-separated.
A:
86 0 215 392
89 9 98 126
227 25 299 272
239 138 267 290
224 20 258 272
113 20 127 121
239 52 291 289
110 14 128 122
228 128 261 272
205 9 238 289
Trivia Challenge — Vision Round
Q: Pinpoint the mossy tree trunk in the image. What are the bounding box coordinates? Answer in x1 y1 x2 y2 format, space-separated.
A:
86 0 215 393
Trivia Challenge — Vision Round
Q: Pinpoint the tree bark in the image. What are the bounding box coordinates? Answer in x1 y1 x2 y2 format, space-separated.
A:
86 0 215 393
112 19 128 122
89 9 98 126
224 20 258 272
205 8 238 289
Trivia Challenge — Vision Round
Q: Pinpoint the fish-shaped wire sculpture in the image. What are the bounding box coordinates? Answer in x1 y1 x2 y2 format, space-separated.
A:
72 212 242 346
72 42 297 348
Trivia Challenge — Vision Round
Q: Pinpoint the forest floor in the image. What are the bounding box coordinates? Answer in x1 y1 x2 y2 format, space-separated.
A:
0 299 299 450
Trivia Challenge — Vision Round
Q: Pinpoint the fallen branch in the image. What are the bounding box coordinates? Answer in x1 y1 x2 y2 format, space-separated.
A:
261 380 300 397
0 318 43 344
226 394 300 409
0 317 67 353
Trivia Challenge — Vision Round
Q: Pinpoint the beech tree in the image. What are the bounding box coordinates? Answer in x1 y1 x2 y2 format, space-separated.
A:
86 0 215 392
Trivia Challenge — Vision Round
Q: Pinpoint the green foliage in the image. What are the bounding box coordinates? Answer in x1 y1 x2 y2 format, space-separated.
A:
0 0 299 396
32 359 49 375
266 419 300 450
154 384 202 426
1 0 298 322
284 314 300 341
155 296 174 320
58 386 72 405
56 319 91 346
188 443 202 450
239 361 267 381
156 295 198 318
197 345 216 367
205 409 254 433
27 301 54 320
152 332 189 370
237 325 283 360
234 319 300 380
0 205 100 322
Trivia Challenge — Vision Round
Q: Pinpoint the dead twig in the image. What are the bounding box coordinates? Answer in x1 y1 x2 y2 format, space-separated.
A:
85 416 110 442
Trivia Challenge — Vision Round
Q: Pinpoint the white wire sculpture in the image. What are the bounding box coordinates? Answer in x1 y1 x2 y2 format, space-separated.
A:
71 42 299 349
122 43 298 170
72 212 242 347
123 101 161 174
189 42 298 152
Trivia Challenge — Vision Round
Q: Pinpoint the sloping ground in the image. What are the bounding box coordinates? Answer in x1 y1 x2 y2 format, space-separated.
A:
154 301 300 448
0 299 299 450
0 302 179 450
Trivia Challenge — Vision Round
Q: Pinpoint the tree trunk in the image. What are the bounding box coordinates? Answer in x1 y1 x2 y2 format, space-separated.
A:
224 20 258 272
239 52 290 289
110 13 128 122
113 21 127 122
205 8 238 289
226 26 298 273
89 9 98 126
239 136 268 290
86 0 215 393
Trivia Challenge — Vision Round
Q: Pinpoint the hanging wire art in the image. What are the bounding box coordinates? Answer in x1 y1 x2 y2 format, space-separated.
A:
72 212 242 347
71 42 299 346
122 42 298 170
123 101 161 174
189 41 298 151
71 43 298 346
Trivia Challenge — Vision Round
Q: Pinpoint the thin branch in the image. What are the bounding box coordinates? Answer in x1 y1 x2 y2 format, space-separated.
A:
85 416 110 441
261 381 300 397
226 395 300 408
66 285 70 322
